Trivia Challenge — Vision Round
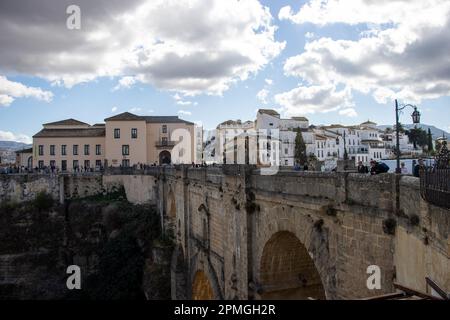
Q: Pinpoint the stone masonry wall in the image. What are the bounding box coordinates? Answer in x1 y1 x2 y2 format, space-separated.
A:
1 167 449 299
0 174 60 203
165 167 449 300
0 174 105 204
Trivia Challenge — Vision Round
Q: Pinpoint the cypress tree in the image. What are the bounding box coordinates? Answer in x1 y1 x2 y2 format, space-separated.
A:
294 129 307 165
427 128 434 153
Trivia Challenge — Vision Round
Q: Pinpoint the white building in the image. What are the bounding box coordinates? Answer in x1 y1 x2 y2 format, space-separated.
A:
215 119 256 164
203 129 219 164
194 125 203 164
324 121 390 165
255 109 309 166
206 112 407 168
310 129 342 161
380 129 418 157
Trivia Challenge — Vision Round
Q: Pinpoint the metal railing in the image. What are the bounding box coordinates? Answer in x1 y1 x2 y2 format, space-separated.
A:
420 141 450 209
155 140 176 148
420 168 450 209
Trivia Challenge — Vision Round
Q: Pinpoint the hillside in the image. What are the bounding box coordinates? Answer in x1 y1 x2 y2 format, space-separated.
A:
378 124 449 140
0 141 32 151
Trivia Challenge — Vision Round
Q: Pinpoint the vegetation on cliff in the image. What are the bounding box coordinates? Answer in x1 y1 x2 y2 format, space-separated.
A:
0 188 173 300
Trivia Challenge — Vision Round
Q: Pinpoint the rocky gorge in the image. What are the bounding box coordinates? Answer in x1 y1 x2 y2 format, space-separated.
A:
0 187 173 300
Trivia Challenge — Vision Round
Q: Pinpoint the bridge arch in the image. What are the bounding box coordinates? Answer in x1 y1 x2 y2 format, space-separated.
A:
259 231 326 300
192 270 214 300
189 251 223 300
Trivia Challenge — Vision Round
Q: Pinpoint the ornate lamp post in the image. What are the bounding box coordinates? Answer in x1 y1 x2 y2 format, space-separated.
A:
395 99 421 174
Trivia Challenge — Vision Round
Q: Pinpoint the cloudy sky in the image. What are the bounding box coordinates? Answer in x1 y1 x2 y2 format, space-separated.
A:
1 0 449 143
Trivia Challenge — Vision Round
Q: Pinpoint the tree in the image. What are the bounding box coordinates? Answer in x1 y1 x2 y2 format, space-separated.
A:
427 128 434 153
294 129 307 165
406 127 428 149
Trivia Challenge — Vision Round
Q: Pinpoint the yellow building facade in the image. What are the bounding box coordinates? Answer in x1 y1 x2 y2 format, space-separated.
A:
32 112 195 171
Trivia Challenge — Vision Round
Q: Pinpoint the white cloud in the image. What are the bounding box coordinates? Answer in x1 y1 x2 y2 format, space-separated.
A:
257 78 274 104
113 76 137 91
279 0 438 26
178 110 192 116
305 32 315 39
173 93 198 106
0 0 285 96
257 88 270 104
274 85 352 116
127 107 154 115
339 108 358 118
111 106 118 113
0 130 32 144
278 0 450 106
0 95 14 106
177 100 198 106
0 76 53 107
129 107 142 113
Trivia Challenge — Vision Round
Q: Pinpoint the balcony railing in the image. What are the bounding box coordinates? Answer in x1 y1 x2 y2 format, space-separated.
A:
155 140 176 148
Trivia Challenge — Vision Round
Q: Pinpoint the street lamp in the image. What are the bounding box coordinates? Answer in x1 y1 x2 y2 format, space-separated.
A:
395 99 421 174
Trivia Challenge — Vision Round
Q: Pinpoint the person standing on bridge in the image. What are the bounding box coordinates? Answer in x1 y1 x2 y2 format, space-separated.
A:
370 160 390 175
357 161 369 174
413 158 426 178
400 162 409 174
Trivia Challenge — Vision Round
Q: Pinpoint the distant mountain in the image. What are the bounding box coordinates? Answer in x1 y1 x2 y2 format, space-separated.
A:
378 124 449 140
0 141 32 151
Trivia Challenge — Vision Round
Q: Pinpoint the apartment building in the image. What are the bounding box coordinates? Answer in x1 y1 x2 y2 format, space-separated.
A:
309 128 342 162
33 119 106 171
256 109 309 166
253 110 394 167
325 120 390 164
32 112 195 171
105 112 197 166
215 119 256 164
381 130 417 157
194 125 204 164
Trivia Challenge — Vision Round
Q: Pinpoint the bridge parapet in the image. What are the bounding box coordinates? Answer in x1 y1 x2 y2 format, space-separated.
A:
1 166 449 298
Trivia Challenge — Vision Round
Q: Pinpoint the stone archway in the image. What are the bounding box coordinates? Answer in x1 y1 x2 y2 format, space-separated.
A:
259 231 326 300
192 270 214 300
159 150 171 165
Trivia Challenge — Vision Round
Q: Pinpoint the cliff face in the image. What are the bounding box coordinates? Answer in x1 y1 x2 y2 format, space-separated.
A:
0 191 173 300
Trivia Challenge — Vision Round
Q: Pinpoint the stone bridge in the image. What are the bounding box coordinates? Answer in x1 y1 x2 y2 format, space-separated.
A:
1 166 449 299
143 166 449 300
